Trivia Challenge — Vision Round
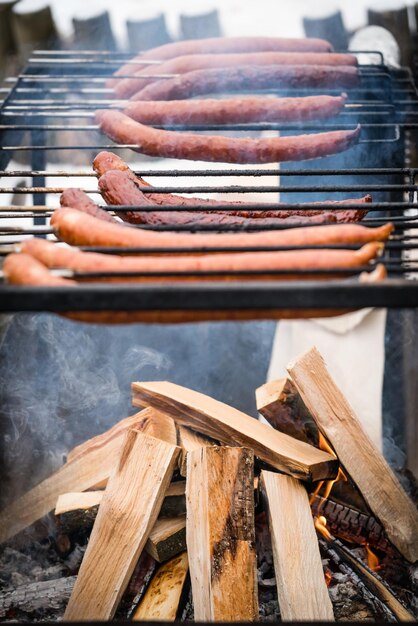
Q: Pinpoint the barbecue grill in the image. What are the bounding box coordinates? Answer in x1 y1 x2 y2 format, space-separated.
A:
0 49 418 315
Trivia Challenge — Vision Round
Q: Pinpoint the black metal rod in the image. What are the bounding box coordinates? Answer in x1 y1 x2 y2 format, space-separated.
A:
0 167 416 176
0 184 415 194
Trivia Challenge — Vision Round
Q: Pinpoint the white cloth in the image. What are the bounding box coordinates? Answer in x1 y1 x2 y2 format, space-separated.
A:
266 308 387 450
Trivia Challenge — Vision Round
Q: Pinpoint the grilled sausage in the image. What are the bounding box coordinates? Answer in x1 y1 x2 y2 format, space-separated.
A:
114 52 357 99
123 94 347 126
60 188 118 223
131 65 359 101
3 253 75 287
3 248 386 324
95 110 361 164
98 169 339 226
19 237 382 280
93 151 370 224
108 36 333 86
50 207 393 249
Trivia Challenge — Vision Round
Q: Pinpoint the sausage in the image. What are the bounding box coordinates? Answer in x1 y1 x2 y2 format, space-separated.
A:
50 207 393 249
95 110 361 164
107 36 333 86
114 52 357 99
98 169 339 226
123 94 347 126
20 237 382 280
60 188 118 223
3 253 76 287
3 249 386 324
93 151 370 223
131 65 359 102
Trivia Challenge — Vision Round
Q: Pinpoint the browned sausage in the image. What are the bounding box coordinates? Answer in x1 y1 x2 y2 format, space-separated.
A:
123 94 347 126
108 36 334 86
93 151 370 224
95 110 361 164
3 253 76 287
98 169 339 226
114 52 357 99
21 237 382 280
3 249 387 324
131 65 359 102
60 188 118 223
50 207 393 249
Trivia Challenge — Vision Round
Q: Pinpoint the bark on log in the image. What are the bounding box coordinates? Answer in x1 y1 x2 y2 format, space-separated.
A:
186 446 258 621
145 516 186 563
0 576 76 619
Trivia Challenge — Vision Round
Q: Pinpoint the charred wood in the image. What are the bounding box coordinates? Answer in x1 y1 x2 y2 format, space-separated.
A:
0 576 76 620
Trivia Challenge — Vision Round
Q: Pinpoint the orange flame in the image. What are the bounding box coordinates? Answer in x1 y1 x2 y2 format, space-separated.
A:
318 432 336 458
314 515 333 541
324 570 333 587
365 543 380 572
309 480 324 504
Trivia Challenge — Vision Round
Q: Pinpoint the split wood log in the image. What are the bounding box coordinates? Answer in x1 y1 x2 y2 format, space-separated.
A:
257 379 371 513
177 425 216 476
55 491 103 515
116 552 157 619
145 515 186 563
63 431 180 621
0 408 157 544
67 406 176 463
55 481 186 533
288 346 418 563
161 481 186 517
186 446 258 621
0 576 76 620
132 552 189 621
132 381 338 482
256 378 318 445
260 470 334 621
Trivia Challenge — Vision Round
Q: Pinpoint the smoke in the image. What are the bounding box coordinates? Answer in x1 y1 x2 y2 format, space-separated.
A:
0 313 275 505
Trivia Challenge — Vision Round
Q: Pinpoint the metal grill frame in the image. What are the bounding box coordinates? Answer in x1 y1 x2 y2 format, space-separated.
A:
1 49 418 314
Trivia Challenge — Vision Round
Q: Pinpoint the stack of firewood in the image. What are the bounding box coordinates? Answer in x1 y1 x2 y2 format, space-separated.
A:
0 347 417 622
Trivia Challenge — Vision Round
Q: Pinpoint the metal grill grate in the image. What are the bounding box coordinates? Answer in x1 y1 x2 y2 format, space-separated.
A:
1 49 418 315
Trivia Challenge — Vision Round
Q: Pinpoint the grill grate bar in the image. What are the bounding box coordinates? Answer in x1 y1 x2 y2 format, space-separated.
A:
1 184 416 194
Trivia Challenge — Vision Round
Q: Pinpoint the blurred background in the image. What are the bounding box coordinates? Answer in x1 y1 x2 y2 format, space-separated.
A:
2 0 418 85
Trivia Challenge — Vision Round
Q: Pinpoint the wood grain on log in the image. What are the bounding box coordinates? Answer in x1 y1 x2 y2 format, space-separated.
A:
177 425 216 476
132 381 338 482
288 346 418 563
260 470 334 621
133 552 189 621
67 406 176 466
186 446 258 621
0 409 156 544
63 431 180 621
